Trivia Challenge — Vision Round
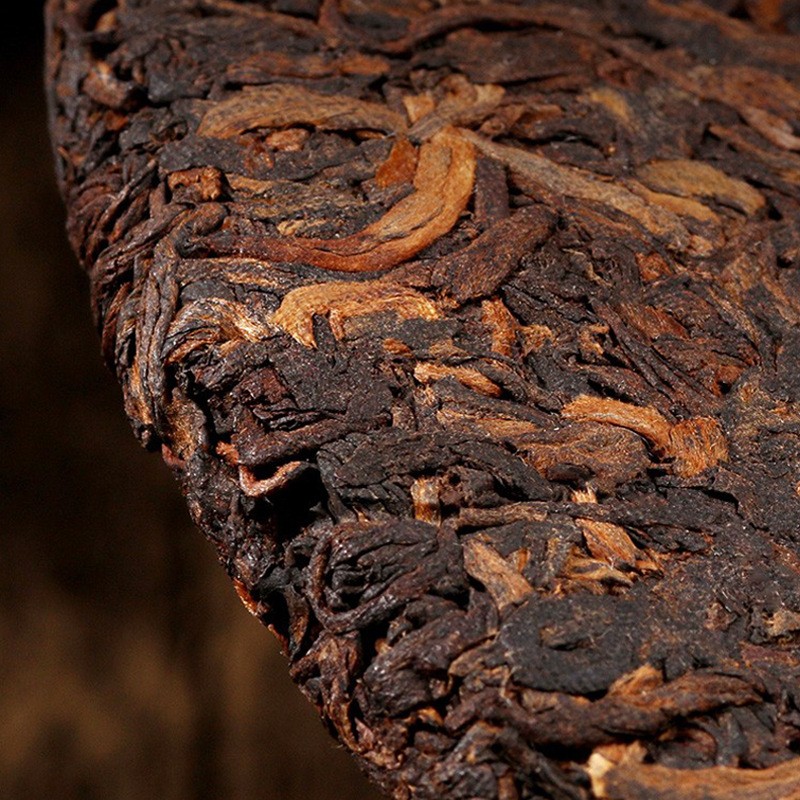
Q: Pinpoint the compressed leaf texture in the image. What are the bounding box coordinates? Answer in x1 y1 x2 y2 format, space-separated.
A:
47 1 800 798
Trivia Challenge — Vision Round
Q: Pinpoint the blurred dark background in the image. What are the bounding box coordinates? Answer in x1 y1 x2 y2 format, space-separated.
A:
0 6 378 799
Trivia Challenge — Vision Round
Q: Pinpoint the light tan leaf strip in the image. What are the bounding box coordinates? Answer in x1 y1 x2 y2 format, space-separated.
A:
563 396 728 477
197 84 407 137
463 539 533 611
637 159 765 216
414 362 502 397
199 128 476 273
462 130 693 251
272 281 441 348
589 747 800 800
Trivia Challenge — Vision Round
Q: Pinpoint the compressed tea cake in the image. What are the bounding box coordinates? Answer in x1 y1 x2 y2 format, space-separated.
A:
47 2 800 797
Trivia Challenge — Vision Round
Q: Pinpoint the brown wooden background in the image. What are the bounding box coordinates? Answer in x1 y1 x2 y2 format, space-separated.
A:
0 6 378 799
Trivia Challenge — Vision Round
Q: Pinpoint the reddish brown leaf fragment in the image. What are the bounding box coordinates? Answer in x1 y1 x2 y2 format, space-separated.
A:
375 137 418 189
433 206 555 303
199 128 476 273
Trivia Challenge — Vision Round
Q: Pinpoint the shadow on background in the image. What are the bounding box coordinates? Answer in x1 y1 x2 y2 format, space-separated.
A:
0 5 380 799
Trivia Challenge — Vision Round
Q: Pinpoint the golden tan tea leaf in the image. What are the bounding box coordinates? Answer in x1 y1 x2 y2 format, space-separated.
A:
414 362 502 397
272 280 441 347
463 539 533 610
464 131 694 250
562 396 673 451
201 128 476 273
197 84 407 137
563 396 728 477
375 137 418 188
589 747 800 800
638 159 765 215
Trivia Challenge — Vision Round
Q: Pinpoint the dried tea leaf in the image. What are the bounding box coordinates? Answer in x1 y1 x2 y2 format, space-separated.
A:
463 538 533 610
463 131 699 251
47 1 800 798
637 159 766 216
562 396 674 450
202 127 476 272
272 280 441 347
563 396 728 477
375 137 418 188
414 362 502 397
589 748 800 800
433 205 554 302
198 84 407 137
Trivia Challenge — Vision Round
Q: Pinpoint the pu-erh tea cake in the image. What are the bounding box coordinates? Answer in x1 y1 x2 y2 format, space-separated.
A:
47 1 800 797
